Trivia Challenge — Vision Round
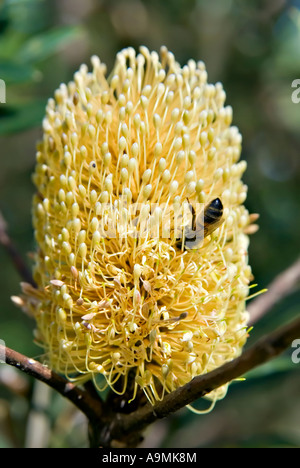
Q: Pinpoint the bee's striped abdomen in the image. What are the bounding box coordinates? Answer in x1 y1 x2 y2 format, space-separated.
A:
203 198 223 237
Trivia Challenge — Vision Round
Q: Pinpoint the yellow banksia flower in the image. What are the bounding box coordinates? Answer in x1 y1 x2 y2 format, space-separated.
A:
17 46 255 406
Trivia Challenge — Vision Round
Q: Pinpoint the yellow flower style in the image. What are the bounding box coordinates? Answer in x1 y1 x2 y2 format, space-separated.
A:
18 46 254 405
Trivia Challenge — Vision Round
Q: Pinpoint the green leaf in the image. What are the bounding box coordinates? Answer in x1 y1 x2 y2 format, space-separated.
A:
0 59 37 84
0 30 28 61
244 355 297 380
16 26 83 63
0 99 46 134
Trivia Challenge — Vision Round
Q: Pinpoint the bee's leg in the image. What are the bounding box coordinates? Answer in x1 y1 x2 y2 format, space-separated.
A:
183 198 197 249
186 198 196 232
176 240 183 250
176 199 198 251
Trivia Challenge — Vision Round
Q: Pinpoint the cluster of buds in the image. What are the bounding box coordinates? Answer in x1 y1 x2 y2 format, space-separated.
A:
16 46 255 406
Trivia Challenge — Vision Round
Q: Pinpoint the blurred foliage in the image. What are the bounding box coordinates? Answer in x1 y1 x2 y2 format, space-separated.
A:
0 0 299 448
0 0 83 134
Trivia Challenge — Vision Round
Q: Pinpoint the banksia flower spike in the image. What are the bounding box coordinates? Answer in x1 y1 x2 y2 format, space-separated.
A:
17 46 254 407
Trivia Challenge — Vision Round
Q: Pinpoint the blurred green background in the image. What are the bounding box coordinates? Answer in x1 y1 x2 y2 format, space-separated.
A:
0 0 299 448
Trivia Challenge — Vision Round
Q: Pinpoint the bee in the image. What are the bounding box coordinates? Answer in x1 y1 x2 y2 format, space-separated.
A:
177 197 224 250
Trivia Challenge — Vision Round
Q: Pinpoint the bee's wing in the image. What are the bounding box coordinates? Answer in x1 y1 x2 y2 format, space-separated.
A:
184 221 205 250
203 217 224 237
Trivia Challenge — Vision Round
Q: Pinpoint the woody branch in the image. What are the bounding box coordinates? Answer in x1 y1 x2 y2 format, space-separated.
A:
1 209 300 445
1 312 300 446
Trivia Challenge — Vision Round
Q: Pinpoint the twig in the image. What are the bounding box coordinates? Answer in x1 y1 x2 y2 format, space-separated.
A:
1 209 300 447
0 211 36 286
107 314 300 444
0 344 104 424
2 313 300 447
248 257 300 325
